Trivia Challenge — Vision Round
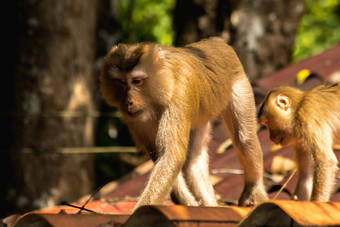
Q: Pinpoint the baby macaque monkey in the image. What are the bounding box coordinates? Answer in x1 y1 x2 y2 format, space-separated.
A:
258 82 340 201
100 37 268 209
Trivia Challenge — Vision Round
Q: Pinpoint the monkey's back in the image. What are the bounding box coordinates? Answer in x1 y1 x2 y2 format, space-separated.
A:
168 37 248 122
296 83 340 136
301 83 340 113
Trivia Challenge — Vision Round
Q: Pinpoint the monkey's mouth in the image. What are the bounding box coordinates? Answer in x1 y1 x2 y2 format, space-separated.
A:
127 110 143 117
272 136 283 145
279 137 289 146
279 137 283 144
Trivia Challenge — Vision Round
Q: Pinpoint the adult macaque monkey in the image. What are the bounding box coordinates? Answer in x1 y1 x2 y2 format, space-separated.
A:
258 83 340 201
100 37 268 209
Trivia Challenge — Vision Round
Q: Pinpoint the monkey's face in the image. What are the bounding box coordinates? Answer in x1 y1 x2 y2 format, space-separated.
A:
112 71 148 118
100 43 174 122
259 94 296 147
260 117 296 146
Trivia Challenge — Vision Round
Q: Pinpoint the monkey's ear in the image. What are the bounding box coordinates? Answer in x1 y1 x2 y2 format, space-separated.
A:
276 94 291 111
155 46 167 60
108 45 120 55
110 43 129 53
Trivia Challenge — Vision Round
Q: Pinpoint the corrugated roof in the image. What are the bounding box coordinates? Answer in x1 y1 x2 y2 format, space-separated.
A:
125 205 251 227
255 43 340 92
239 200 340 226
14 213 130 227
5 201 340 226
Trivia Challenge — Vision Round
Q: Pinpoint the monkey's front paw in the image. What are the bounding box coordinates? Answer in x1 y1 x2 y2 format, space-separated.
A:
238 184 268 206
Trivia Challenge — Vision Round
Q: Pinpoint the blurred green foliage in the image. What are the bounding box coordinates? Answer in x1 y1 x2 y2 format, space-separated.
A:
117 0 340 61
293 0 340 61
118 0 175 45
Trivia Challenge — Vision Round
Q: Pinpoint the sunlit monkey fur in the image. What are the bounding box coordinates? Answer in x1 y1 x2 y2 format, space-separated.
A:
258 83 340 201
100 37 268 209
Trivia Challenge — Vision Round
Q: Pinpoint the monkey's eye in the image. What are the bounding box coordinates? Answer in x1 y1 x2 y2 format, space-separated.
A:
116 79 127 86
132 78 143 85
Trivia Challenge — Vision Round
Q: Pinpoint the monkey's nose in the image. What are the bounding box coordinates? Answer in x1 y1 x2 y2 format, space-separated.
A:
127 101 135 113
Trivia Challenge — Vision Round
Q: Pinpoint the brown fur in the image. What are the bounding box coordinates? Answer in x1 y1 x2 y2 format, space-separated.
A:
100 37 268 209
258 83 340 201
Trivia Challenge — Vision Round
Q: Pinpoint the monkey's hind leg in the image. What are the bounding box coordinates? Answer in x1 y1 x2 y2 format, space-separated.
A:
222 76 268 206
183 123 218 206
170 172 199 206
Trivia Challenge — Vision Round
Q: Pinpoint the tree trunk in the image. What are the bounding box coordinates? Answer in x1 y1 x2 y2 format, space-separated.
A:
174 0 305 81
3 0 98 214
